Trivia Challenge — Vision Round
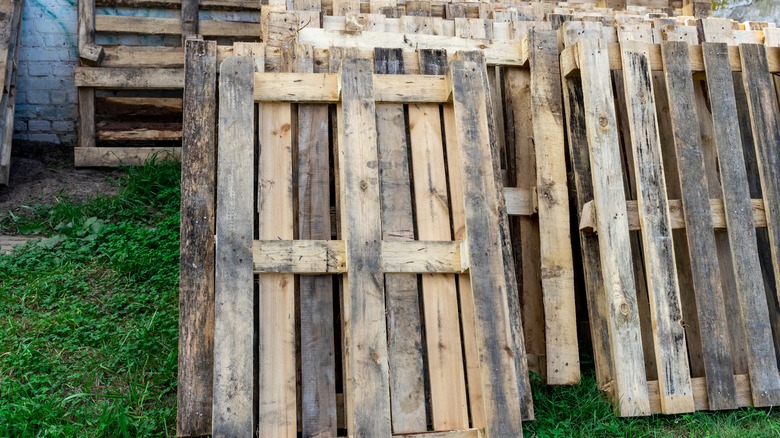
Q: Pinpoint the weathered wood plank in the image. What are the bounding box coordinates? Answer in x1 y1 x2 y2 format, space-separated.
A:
73 146 180 167
75 67 183 88
77 0 96 152
619 40 693 414
212 56 254 438
661 40 738 411
738 42 780 406
559 21 614 388
177 39 216 438
295 43 338 438
374 47 427 435
449 57 524 436
577 38 650 417
529 29 579 385
338 58 392 436
181 0 198 40
412 48 468 430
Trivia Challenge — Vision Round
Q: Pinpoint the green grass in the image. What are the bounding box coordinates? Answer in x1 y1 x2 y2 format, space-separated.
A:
0 159 181 437
1 159 780 437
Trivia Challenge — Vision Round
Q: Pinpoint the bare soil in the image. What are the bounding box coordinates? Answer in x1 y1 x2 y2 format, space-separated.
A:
0 141 123 216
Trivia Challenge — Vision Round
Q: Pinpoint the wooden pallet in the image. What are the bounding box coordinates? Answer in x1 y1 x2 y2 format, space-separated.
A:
0 0 22 185
562 19 780 416
209 46 533 437
74 0 261 166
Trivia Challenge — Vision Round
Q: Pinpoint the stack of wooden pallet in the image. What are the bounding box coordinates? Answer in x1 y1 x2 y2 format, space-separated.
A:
0 0 23 185
73 0 705 167
169 3 780 438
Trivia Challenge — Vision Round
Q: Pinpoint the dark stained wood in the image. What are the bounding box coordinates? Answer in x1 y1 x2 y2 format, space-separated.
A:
181 0 199 42
212 55 255 437
177 37 217 438
661 40 738 411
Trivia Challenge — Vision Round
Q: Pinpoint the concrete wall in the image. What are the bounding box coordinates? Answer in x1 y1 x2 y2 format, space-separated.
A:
16 0 79 145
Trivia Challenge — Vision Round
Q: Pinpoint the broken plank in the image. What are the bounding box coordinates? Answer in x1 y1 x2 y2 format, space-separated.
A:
577 38 650 417
213 55 254 438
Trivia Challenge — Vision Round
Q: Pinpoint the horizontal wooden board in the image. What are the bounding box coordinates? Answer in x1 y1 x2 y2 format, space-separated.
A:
579 198 768 233
645 374 780 413
96 128 182 141
297 28 528 66
74 146 181 166
75 67 183 88
252 239 466 273
562 43 780 76
96 15 261 37
254 72 451 103
394 429 482 438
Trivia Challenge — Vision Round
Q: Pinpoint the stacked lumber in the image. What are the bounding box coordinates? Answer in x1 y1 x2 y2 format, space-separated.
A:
562 18 780 416
0 0 23 185
74 0 262 166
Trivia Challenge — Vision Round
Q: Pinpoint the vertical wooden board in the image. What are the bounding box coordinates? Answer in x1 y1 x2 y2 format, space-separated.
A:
411 49 468 431
374 47 427 435
338 58 392 437
660 40 738 411
178 39 217 438
181 0 198 41
296 44 338 438
739 43 780 406
619 41 694 414
741 44 780 316
529 29 580 386
457 51 533 421
576 38 650 417
77 0 95 151
450 58 524 437
704 41 780 409
504 66 546 382
213 56 255 438
559 22 613 387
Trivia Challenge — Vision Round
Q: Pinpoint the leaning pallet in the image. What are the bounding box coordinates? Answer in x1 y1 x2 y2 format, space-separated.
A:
211 47 532 437
0 0 22 185
561 18 780 415
74 0 261 166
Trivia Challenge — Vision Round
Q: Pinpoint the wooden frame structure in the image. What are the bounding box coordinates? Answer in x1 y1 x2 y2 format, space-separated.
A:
0 0 23 185
562 19 780 416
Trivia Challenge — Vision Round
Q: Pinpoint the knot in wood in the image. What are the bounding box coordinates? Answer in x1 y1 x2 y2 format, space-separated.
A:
360 180 368 191
599 116 609 128
620 301 630 316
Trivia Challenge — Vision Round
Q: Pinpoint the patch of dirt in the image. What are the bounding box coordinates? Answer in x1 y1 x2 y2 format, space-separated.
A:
0 141 124 215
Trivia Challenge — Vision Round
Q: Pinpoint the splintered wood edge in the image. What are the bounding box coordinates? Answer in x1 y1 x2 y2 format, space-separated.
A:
579 198 768 233
252 239 469 274
563 42 780 75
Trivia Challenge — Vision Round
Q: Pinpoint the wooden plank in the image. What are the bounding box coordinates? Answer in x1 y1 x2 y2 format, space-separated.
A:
295 44 337 438
212 55 254 438
412 49 468 430
457 51 533 421
0 0 21 185
648 374 769 413
580 198 768 232
619 40 693 414
254 46 296 435
504 64 546 382
738 42 780 406
296 28 526 66
77 0 96 152
576 38 650 417
449 57 524 436
661 40 739 411
177 39 216 437
373 47 427 435
95 15 261 37
442 62 486 428
394 429 482 438
338 58 392 436
529 29 579 385
95 129 181 141
503 187 534 216
75 67 183 89
181 0 198 40
73 146 180 167
705 41 780 409
200 19 262 37
253 72 450 103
